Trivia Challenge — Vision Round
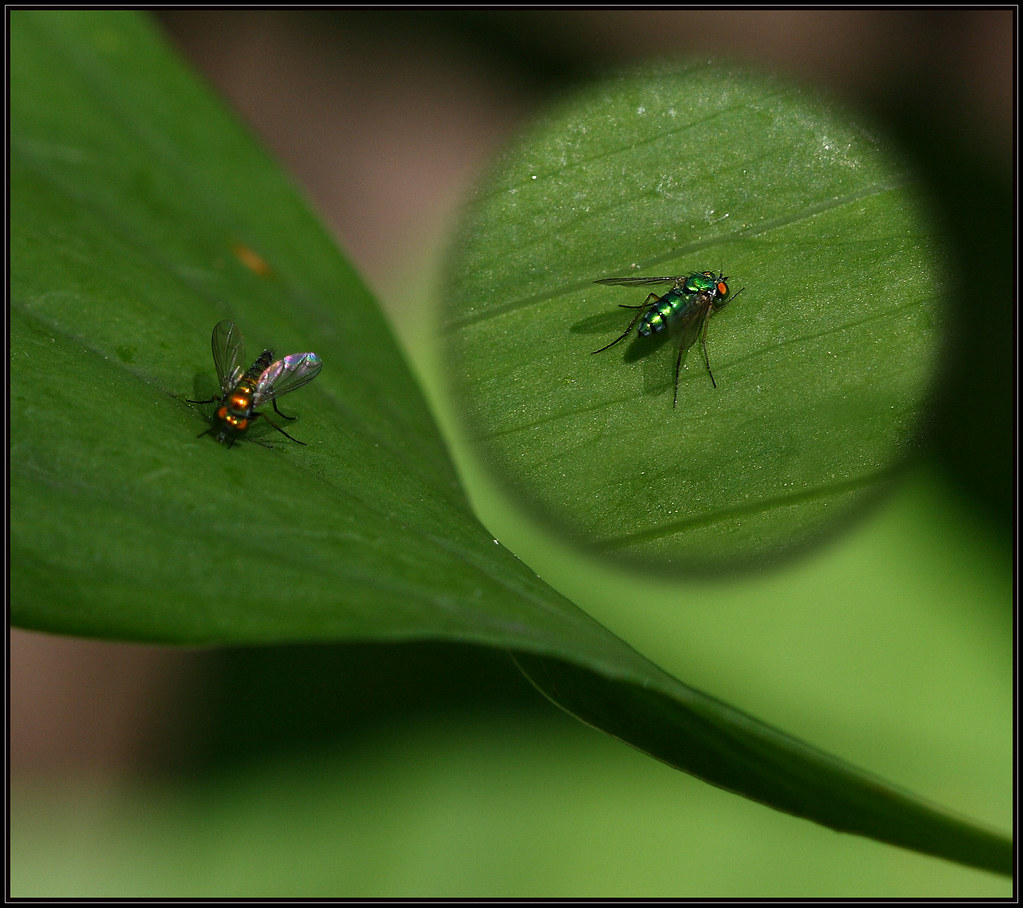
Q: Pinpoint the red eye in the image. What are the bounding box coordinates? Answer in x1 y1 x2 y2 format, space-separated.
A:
717 282 728 295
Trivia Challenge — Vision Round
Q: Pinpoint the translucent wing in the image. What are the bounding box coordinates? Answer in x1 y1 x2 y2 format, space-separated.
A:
211 319 246 394
254 352 323 405
673 297 714 362
594 275 682 287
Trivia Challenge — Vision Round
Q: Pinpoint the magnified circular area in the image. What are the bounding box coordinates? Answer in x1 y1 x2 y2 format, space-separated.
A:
444 64 945 574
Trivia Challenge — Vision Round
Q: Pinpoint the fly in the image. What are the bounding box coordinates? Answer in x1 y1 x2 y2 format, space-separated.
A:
591 270 743 408
188 319 322 447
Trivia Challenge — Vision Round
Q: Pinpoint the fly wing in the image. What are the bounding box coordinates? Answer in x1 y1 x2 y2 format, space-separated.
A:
211 320 246 394
254 352 323 405
672 296 715 364
594 276 680 287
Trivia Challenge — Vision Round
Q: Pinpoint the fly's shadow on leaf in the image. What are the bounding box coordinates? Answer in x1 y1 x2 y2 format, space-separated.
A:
190 371 220 402
570 310 633 336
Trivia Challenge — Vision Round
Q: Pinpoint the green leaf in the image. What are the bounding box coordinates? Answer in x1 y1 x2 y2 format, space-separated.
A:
444 63 944 573
10 10 1008 877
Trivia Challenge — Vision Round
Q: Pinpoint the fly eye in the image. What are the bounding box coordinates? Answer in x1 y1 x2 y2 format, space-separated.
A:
717 282 728 295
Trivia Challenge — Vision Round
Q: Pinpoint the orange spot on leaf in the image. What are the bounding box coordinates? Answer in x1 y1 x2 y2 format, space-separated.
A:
232 242 272 278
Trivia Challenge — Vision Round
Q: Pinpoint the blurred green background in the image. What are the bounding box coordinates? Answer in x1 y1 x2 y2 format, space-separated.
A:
11 10 1011 896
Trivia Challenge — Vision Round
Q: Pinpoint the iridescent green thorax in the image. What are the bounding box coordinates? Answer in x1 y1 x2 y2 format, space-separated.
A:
680 271 720 296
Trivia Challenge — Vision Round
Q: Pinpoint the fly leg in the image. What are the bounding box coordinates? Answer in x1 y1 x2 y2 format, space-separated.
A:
673 308 717 409
694 286 740 396
672 340 689 409
272 399 297 421
187 397 219 437
699 308 717 390
252 411 307 446
591 293 659 354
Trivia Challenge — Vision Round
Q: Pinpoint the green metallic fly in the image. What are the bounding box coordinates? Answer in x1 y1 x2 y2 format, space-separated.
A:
592 270 744 408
